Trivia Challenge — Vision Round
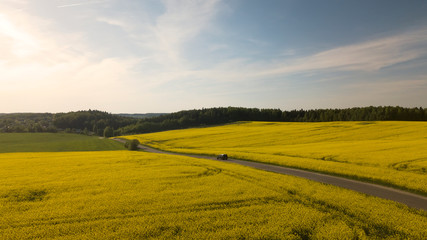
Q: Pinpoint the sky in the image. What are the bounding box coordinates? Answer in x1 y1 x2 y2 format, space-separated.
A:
1 0 427 113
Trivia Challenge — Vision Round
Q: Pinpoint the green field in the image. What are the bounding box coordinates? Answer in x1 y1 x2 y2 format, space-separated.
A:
1 151 426 239
124 121 427 195
0 133 124 153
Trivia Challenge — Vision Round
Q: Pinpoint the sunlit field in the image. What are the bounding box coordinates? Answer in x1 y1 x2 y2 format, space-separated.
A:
1 151 426 239
124 121 427 195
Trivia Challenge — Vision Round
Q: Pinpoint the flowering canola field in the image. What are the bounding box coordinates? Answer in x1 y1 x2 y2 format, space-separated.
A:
1 151 426 239
125 121 427 194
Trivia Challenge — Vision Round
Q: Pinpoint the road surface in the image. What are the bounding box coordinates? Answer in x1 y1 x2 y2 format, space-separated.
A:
114 138 427 211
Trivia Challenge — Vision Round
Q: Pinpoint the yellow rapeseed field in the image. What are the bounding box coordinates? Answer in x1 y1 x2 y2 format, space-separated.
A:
0 151 426 239
124 121 427 194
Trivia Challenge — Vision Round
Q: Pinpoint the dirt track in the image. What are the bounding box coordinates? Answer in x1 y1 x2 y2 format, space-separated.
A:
114 138 427 211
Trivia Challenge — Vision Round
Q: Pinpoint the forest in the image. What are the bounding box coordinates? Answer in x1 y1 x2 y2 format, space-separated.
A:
0 110 136 136
1 106 426 136
117 106 427 134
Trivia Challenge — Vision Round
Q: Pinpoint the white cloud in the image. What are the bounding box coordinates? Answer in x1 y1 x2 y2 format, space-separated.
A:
94 0 222 87
0 2 142 112
148 0 220 69
184 27 427 85
56 0 109 8
0 14 39 58
257 28 427 77
1 0 426 112
0 0 225 112
96 16 130 31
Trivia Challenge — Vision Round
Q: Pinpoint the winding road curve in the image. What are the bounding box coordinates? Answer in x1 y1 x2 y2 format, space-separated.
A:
114 138 427 211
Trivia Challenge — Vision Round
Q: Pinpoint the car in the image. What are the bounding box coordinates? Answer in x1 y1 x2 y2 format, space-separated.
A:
216 154 228 160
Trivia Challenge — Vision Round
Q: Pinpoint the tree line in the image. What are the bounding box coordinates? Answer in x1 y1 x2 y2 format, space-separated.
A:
117 106 427 135
0 113 57 133
53 110 137 136
0 110 137 137
1 106 426 136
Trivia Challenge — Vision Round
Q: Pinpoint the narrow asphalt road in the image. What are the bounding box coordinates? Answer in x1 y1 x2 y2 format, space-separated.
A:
114 138 427 211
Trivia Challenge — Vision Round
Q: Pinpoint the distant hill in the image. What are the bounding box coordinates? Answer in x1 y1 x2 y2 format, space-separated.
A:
0 110 137 136
53 110 137 135
1 106 426 135
117 106 427 135
0 113 56 133
116 113 167 119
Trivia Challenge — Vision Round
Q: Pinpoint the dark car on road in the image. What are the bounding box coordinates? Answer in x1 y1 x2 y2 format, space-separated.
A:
217 154 228 160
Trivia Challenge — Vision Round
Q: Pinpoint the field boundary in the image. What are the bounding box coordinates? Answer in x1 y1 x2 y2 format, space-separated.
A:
113 138 427 211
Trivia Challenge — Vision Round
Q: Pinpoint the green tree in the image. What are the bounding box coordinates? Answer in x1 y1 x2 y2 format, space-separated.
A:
103 126 114 138
125 139 140 151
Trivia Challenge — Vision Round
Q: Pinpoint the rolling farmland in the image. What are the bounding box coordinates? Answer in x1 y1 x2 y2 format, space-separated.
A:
124 121 427 195
1 124 426 239
1 151 426 239
0 133 124 153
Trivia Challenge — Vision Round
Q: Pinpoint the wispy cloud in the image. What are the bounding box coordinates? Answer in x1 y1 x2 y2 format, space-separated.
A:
188 27 427 85
0 2 141 112
97 0 222 86
148 0 221 66
96 17 130 31
57 0 108 8
0 13 39 58
0 0 225 112
257 28 427 77
1 0 426 112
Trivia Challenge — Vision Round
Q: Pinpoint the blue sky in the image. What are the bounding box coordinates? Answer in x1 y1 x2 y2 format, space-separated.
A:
1 0 427 113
